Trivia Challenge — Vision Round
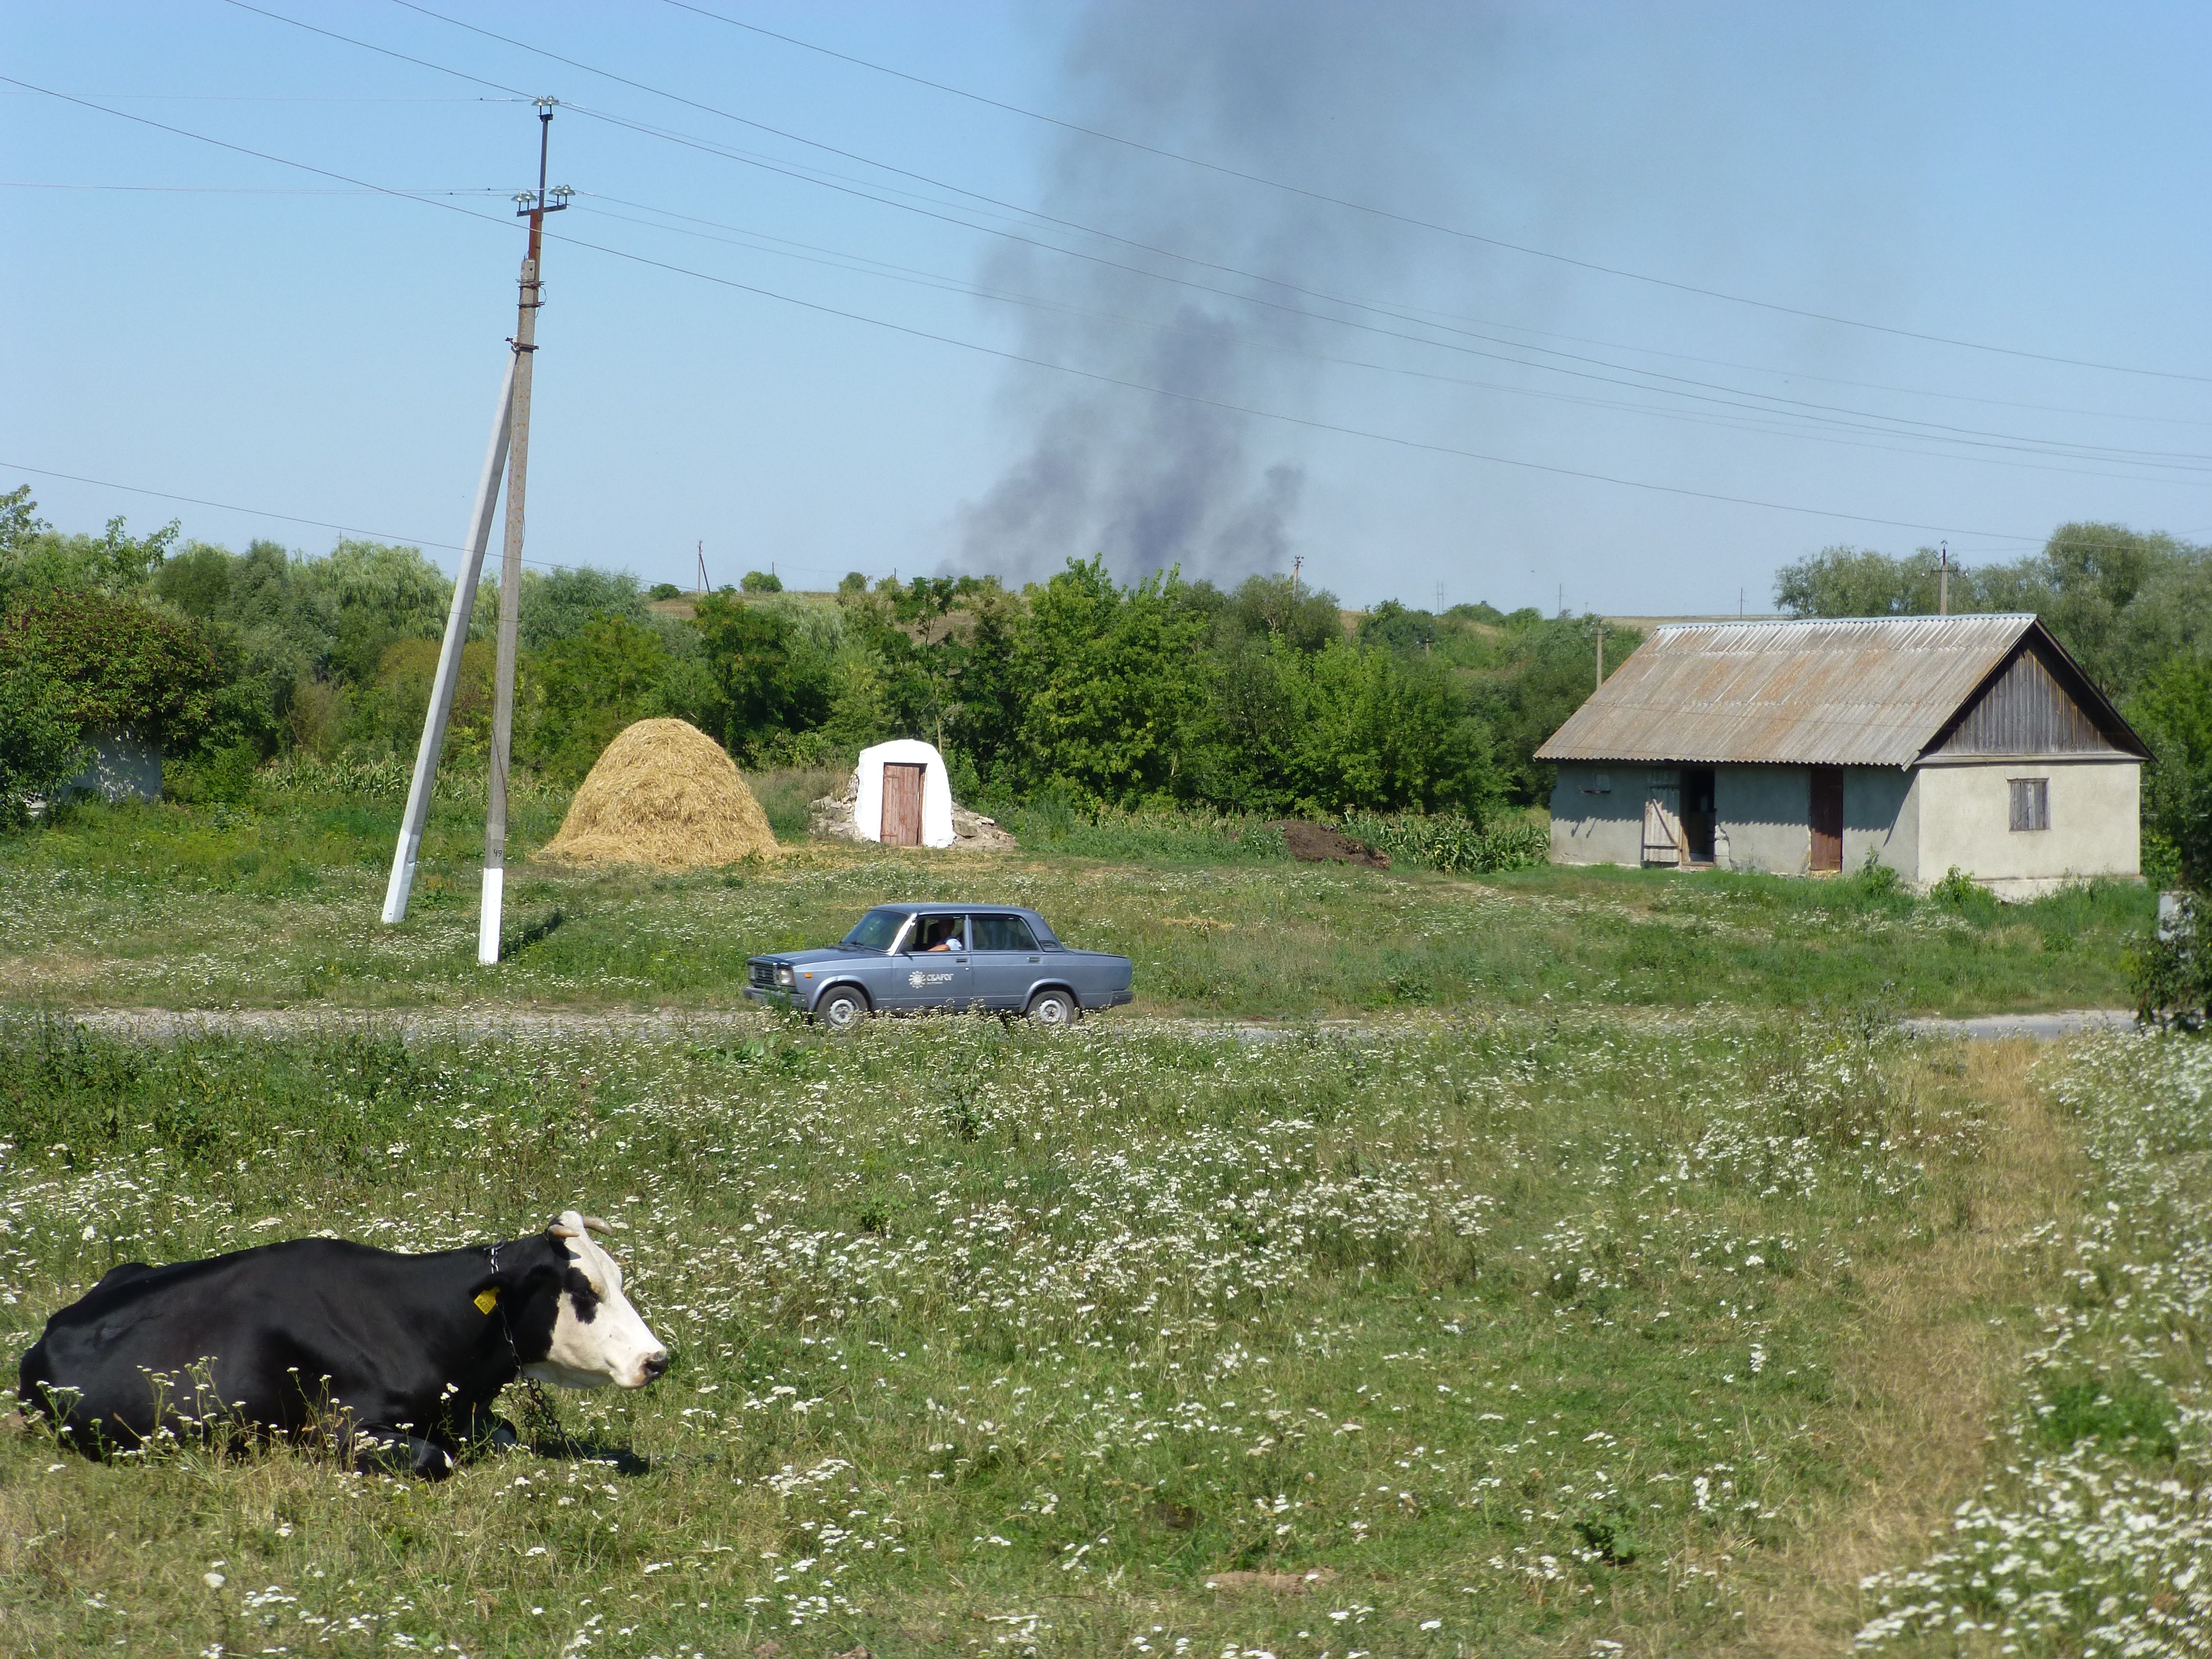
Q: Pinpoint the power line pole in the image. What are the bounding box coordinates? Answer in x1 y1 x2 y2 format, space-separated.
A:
382 103 567 930
480 97 568 967
1595 620 1605 692
1938 540 1950 616
379 358 516 926
696 539 707 595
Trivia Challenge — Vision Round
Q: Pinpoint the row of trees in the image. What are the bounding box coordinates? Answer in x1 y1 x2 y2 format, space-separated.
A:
3 482 1625 822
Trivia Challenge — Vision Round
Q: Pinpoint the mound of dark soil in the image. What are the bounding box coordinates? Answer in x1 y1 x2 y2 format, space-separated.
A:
1275 820 1389 869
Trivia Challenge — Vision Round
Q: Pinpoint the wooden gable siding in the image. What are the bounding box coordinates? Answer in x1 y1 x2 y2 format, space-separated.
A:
1928 644 2118 757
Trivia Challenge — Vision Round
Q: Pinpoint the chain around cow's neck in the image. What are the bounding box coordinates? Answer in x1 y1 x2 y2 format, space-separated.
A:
484 1241 520 1364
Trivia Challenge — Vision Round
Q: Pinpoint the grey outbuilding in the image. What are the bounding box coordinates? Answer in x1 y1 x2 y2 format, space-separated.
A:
1537 614 2147 897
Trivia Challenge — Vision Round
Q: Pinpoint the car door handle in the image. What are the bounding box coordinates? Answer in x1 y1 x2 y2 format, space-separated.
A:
1027 956 1039 963
955 956 969 963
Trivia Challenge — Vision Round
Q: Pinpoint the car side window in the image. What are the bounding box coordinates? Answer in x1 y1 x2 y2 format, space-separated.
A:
913 916 965 952
973 914 1038 952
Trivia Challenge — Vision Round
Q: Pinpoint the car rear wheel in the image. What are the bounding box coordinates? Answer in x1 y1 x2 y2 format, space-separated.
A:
816 986 871 1033
1025 988 1079 1029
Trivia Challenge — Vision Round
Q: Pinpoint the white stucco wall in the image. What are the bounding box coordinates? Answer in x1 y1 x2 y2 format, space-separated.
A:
65 729 163 803
1913 756 2140 898
1547 765 1644 866
1712 765 1810 874
853 738 956 848
1844 767 1917 880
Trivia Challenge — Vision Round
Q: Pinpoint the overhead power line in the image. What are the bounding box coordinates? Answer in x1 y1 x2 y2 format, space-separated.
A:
240 0 2212 445
571 196 2212 487
2 181 508 194
3 461 464 551
1 461 602 573
0 74 2092 548
646 0 2212 385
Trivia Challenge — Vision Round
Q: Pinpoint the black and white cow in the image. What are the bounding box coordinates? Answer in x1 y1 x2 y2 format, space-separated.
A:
16 1209 667 1478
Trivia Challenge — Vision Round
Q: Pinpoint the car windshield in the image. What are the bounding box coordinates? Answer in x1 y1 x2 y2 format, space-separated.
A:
840 908 911 953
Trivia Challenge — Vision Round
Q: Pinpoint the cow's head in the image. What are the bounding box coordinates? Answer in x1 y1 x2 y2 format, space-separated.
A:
515 1210 669 1391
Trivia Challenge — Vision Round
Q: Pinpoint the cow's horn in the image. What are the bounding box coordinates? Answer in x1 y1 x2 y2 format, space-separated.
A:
581 1215 616 1235
546 1223 579 1239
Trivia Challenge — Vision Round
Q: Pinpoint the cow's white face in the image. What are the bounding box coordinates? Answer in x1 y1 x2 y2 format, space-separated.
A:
520 1210 669 1391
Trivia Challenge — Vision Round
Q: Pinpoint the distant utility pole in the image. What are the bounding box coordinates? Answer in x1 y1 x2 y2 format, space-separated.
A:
696 540 707 595
378 98 567 965
1938 541 1950 616
1290 555 1302 604
1595 621 1605 692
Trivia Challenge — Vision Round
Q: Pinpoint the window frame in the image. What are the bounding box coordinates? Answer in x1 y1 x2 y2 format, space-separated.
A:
2008 776 2049 833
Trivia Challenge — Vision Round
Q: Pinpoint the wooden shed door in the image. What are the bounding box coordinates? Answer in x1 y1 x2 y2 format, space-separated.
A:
880 762 925 846
1642 779 1685 867
1809 766 1844 872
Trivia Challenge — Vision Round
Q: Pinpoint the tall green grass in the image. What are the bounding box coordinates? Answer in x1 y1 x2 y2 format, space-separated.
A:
0 1009 2031 1655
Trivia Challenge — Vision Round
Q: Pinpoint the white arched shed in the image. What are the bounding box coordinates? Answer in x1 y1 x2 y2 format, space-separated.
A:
853 738 956 848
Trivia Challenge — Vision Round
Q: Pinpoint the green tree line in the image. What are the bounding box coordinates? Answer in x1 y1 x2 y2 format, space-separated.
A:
1 482 1627 826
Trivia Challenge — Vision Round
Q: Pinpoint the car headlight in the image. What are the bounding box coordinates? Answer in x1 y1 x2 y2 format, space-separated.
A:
776 966 795 987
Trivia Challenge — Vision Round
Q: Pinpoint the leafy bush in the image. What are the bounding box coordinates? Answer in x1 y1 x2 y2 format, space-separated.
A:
0 655 86 827
1853 845 1907 898
1338 809 1549 874
740 569 783 593
1927 864 1982 906
2132 890 2212 1030
3 590 224 748
649 582 681 601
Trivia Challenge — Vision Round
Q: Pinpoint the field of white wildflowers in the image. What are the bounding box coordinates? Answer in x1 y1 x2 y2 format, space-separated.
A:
0 1009 2103 1656
1855 1032 2212 1659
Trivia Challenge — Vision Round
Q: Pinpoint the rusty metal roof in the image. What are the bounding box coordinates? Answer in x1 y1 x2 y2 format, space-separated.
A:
1536 614 2064 767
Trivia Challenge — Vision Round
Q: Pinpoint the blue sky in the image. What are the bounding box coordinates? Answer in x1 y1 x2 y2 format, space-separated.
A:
6 2 2210 613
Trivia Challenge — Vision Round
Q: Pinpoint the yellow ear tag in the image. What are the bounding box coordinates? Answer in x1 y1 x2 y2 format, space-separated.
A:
474 1288 500 1314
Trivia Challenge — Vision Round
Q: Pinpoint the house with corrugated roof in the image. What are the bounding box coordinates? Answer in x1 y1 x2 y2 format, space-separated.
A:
1535 614 2147 897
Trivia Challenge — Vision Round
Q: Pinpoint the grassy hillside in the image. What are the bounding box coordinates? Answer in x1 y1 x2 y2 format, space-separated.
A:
0 782 2152 1018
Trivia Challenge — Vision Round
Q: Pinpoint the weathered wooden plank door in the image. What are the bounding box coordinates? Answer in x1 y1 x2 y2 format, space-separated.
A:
1809 765 1844 872
880 762 925 846
1642 780 1685 867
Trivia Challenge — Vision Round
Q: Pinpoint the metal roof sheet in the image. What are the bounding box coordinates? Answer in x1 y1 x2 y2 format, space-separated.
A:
1535 614 2048 767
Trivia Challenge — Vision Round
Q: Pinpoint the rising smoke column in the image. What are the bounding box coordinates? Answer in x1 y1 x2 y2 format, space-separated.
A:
959 1 1470 585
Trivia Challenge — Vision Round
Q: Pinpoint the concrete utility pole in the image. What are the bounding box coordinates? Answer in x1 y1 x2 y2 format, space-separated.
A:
379 355 516 926
1938 540 1951 616
481 98 569 967
1596 621 1605 692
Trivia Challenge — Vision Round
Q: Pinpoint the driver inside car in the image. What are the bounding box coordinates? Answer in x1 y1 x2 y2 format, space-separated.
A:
918 918 965 953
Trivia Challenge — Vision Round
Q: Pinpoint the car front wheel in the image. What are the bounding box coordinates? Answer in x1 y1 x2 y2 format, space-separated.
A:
1025 988 1079 1029
816 986 871 1033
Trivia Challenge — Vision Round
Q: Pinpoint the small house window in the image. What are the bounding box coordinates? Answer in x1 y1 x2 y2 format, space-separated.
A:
1580 772 1611 795
2009 777 2048 832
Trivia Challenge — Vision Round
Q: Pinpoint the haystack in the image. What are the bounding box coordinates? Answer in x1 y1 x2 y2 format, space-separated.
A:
538 718 779 869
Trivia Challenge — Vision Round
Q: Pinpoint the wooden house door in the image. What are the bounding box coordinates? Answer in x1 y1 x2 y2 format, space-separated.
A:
880 762 925 846
1809 766 1844 872
1642 778 1685 867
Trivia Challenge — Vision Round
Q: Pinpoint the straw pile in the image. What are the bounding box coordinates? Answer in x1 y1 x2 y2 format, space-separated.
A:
537 718 779 869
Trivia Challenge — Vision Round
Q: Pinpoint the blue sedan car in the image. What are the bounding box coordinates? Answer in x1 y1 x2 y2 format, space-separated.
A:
745 903 1135 1032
